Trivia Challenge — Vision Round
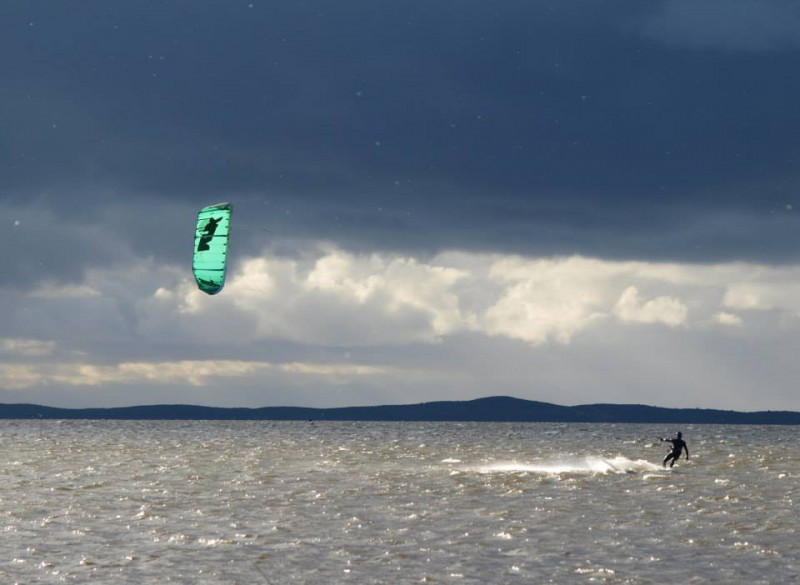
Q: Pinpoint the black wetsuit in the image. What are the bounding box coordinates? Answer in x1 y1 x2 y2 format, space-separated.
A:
662 436 689 468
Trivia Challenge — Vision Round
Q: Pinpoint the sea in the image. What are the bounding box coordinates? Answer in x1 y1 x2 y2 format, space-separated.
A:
0 420 797 584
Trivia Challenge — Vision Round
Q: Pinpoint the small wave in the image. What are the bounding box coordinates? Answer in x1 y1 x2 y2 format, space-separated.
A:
475 456 661 475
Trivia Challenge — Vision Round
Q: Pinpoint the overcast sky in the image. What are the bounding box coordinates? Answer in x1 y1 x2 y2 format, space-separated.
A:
3 1 800 411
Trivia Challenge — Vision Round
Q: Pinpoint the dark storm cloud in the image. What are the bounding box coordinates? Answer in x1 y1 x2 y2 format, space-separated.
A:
641 0 800 51
3 0 800 277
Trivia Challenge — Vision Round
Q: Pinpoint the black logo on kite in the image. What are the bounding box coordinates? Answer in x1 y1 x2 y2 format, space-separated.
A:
197 217 221 252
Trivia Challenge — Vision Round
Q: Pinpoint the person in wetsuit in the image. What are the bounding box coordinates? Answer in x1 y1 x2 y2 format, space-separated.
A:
661 432 689 468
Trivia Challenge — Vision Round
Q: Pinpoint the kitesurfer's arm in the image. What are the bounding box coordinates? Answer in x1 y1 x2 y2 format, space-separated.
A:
683 444 689 460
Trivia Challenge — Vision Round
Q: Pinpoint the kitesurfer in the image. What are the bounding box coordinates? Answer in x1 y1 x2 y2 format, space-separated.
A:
660 432 689 468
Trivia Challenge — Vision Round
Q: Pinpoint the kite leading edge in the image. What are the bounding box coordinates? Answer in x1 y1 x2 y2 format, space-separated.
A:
192 202 233 295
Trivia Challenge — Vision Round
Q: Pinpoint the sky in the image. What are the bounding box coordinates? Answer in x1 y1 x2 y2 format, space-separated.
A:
3 1 800 411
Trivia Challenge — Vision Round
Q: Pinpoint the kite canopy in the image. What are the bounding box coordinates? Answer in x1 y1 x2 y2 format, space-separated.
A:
192 202 233 295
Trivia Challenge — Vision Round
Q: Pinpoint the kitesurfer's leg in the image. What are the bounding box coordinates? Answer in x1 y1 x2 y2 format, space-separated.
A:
668 449 680 467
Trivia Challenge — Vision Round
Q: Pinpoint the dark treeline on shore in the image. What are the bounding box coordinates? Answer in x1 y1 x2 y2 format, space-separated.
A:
1 396 799 424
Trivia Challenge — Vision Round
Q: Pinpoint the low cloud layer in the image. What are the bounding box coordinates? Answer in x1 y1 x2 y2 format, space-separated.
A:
3 246 800 410
141 249 745 348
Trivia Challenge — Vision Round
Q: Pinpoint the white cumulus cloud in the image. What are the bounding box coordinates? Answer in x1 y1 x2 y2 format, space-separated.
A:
484 256 609 344
0 338 56 357
134 249 800 348
148 248 476 347
613 286 688 327
715 312 743 326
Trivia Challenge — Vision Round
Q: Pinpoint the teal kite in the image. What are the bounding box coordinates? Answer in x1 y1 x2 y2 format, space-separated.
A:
192 202 233 295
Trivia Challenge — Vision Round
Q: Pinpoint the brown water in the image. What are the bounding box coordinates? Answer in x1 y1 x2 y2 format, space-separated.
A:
0 421 797 584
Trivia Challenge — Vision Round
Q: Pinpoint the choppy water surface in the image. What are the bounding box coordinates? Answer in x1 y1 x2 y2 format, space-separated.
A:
0 420 797 584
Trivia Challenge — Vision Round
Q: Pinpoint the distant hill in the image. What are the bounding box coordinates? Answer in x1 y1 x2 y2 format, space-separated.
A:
1 396 799 424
